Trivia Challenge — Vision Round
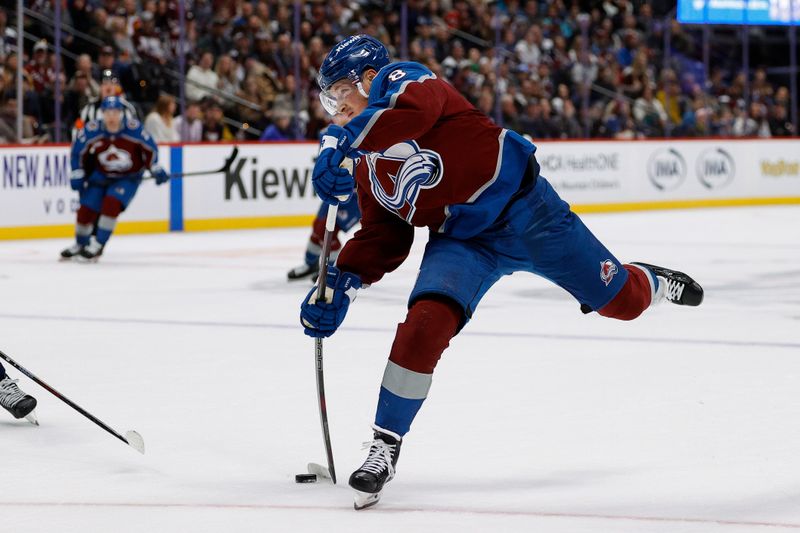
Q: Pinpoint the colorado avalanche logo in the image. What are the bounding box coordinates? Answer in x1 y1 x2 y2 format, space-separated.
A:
97 144 134 172
600 259 619 286
366 141 444 222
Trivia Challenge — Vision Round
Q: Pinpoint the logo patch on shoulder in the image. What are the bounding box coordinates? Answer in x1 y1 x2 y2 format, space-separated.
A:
600 259 619 286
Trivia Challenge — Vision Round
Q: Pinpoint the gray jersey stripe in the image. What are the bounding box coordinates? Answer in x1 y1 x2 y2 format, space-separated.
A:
351 73 438 150
381 360 432 400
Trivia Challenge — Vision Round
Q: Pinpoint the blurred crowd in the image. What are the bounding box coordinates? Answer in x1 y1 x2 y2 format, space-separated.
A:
0 0 795 144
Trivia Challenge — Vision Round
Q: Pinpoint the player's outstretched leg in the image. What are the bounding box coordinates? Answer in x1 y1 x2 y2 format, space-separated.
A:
0 370 38 425
349 425 402 510
80 196 123 261
631 262 704 306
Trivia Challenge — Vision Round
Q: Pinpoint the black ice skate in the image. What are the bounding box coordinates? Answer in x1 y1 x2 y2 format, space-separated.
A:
0 375 39 425
60 242 85 260
287 262 319 281
632 262 704 307
349 426 402 510
79 239 105 261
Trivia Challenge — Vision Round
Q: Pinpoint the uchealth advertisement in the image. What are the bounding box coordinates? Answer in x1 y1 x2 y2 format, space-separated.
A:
536 139 800 206
2 139 799 239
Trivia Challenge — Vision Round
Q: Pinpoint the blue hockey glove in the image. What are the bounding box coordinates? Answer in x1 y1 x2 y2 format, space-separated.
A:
151 165 170 185
300 266 362 338
312 125 353 205
70 169 85 191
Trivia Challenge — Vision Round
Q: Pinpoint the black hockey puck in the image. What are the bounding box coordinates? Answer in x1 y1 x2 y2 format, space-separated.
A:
295 473 317 483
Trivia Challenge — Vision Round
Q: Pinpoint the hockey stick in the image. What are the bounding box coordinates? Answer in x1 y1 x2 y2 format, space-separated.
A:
0 349 145 454
143 146 240 180
91 147 240 187
312 203 340 484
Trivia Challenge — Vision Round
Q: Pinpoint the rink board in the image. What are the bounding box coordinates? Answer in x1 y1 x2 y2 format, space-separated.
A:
1 138 799 239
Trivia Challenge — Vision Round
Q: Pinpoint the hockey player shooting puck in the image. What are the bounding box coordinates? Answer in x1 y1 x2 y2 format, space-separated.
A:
295 473 317 483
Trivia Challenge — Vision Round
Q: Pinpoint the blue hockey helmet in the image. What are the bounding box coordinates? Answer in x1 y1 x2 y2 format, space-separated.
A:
317 34 390 115
100 96 124 111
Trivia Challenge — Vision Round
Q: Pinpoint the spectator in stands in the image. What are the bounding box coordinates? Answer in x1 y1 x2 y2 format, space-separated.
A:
198 16 233 58
0 8 15 61
11 0 798 142
144 93 179 142
733 101 771 138
70 54 100 101
554 99 582 139
174 101 203 142
64 72 94 127
215 54 239 109
768 105 794 137
259 108 294 141
515 25 543 68
235 72 273 134
95 46 118 83
88 8 114 45
186 51 219 103
201 99 233 141
134 11 170 67
633 84 667 136
25 40 55 95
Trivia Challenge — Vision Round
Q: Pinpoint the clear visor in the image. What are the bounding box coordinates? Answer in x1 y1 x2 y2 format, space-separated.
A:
102 108 123 120
319 82 356 116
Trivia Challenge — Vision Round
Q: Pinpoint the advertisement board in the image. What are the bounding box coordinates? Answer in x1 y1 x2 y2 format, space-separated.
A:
0 145 172 238
180 142 320 230
1 139 799 240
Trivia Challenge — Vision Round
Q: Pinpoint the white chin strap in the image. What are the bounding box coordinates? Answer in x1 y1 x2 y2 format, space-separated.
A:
356 81 369 98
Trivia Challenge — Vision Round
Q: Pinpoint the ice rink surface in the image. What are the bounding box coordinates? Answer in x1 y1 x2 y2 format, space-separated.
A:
1 206 799 533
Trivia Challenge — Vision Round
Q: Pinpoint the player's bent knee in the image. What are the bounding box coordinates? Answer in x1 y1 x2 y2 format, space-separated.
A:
100 196 124 218
76 205 98 225
389 296 463 374
597 265 652 321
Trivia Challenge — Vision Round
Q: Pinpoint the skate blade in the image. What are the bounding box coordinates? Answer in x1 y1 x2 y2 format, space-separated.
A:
24 410 39 426
353 490 382 511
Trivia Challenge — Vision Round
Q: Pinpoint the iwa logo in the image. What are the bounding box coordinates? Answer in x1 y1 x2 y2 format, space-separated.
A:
647 148 686 191
366 141 444 222
696 148 735 189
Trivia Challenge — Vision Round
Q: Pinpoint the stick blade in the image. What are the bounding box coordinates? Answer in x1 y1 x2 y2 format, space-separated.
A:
307 462 333 481
222 146 239 172
125 430 145 454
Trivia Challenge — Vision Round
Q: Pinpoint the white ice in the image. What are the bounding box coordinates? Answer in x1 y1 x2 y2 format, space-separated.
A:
1 206 799 533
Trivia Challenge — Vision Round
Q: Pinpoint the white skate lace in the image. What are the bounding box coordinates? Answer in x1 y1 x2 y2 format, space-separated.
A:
664 278 685 302
359 439 395 477
0 377 27 409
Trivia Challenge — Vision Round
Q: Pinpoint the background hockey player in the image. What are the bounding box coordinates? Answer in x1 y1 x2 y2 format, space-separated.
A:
288 111 361 281
287 195 360 281
61 96 169 261
299 35 705 510
0 362 38 424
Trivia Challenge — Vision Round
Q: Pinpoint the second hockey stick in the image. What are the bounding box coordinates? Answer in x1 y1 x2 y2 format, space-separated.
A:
0 349 145 454
311 203 339 484
143 146 240 181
